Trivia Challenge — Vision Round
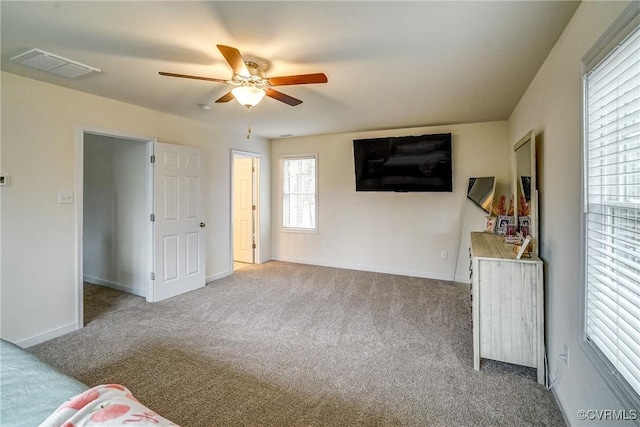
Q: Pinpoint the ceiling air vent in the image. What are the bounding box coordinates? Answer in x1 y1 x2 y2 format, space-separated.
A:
10 49 101 78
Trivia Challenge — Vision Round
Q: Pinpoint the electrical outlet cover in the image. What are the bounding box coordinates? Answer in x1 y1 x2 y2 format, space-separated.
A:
58 191 75 204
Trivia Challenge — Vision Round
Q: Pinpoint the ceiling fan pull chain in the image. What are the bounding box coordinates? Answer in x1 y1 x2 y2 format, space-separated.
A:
246 109 252 140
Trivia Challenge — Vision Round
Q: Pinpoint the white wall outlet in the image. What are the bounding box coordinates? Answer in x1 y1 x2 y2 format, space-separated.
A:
440 250 448 260
58 191 74 204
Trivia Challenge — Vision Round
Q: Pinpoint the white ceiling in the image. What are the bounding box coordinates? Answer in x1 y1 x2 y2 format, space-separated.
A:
1 1 580 139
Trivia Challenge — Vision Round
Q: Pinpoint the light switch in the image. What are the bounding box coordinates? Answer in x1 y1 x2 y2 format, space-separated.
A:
0 174 8 187
58 191 74 204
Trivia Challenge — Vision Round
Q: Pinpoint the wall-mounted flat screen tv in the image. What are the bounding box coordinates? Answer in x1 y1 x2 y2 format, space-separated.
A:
467 177 496 213
353 133 452 192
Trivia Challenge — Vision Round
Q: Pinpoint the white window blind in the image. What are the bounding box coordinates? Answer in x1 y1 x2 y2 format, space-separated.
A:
282 155 317 231
584 22 640 400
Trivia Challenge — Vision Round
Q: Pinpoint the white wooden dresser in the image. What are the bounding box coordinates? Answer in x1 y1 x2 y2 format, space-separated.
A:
470 231 545 384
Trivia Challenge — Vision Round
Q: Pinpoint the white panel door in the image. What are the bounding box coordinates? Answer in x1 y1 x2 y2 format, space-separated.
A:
150 142 205 302
233 157 254 263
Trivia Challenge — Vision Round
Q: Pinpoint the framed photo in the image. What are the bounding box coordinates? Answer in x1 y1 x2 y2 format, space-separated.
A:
515 235 532 260
496 215 514 235
519 215 531 236
483 216 497 233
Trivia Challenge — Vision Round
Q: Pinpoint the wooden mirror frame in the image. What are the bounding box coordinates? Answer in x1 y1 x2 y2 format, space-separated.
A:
513 130 538 255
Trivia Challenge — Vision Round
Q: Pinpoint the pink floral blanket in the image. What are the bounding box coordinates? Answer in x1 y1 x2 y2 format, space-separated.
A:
39 384 179 426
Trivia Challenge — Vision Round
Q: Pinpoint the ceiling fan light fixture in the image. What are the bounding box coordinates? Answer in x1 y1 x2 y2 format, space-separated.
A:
231 86 265 108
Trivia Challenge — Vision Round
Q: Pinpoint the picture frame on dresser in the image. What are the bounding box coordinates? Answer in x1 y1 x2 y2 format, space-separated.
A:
496 215 513 235
483 216 497 233
518 216 531 235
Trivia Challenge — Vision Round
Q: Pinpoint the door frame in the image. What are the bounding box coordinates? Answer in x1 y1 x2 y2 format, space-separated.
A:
230 150 261 270
75 125 155 328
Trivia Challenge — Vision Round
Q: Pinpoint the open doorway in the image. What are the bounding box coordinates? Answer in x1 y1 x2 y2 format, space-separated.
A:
78 128 208 326
78 128 153 326
232 151 260 271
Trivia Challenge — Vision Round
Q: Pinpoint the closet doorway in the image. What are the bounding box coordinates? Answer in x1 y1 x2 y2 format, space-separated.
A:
78 128 207 325
232 151 260 271
81 130 152 324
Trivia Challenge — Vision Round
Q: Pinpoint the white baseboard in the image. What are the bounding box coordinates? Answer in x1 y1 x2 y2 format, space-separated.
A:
16 322 79 349
84 276 146 298
551 386 572 427
206 269 233 283
452 281 471 292
271 255 455 282
455 273 472 283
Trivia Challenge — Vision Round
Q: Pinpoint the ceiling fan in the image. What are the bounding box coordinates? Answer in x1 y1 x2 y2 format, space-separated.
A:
159 45 328 108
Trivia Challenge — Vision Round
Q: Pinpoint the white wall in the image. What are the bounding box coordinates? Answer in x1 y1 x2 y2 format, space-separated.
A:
271 121 510 280
0 71 271 346
508 1 633 425
83 134 149 296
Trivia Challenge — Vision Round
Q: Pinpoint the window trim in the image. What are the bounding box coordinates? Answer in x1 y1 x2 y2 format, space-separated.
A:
580 2 640 418
281 153 318 234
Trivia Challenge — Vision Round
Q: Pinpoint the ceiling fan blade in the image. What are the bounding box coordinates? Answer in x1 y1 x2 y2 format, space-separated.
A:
159 71 227 84
267 73 328 87
215 92 235 103
217 45 250 77
265 88 303 106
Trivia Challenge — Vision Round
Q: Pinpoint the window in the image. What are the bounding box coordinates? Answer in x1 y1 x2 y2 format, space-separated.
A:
282 155 317 232
583 4 640 413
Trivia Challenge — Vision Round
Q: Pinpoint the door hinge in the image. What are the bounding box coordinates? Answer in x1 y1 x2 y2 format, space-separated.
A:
252 205 256 211
150 213 155 222
252 243 257 249
150 272 155 280
252 166 255 172
150 155 156 164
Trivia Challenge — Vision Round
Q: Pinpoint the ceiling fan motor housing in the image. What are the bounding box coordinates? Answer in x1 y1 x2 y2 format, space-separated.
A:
245 62 265 79
232 62 270 89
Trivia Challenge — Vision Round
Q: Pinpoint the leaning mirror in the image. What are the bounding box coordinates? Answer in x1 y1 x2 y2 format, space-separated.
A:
467 177 496 214
454 177 496 290
513 130 537 255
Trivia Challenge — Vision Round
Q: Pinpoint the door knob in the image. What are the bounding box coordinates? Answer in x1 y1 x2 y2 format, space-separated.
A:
200 222 206 228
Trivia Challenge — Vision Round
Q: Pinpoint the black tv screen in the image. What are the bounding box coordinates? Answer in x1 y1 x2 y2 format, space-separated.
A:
353 133 452 192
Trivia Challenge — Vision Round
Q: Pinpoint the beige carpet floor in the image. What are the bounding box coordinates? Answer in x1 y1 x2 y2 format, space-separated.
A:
28 261 564 426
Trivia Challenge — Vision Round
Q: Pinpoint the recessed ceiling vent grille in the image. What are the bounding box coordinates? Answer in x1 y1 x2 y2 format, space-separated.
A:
10 49 101 78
